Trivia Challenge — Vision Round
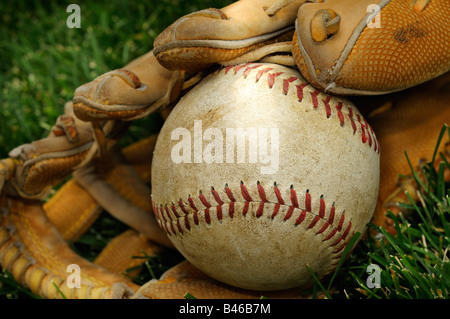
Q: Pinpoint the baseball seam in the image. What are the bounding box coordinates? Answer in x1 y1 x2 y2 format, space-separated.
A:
152 181 354 263
219 63 379 154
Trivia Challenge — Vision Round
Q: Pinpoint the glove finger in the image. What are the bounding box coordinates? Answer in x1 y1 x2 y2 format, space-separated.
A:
153 0 308 72
293 0 450 95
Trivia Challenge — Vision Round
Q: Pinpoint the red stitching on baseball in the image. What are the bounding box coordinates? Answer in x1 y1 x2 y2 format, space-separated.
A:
273 183 285 205
188 196 197 211
225 65 234 74
178 199 188 215
283 77 298 95
257 181 268 202
161 222 168 234
199 192 211 208
155 182 354 259
229 202 235 218
256 67 272 82
323 214 351 246
296 83 309 102
215 63 380 154
335 102 344 126
317 221 330 234
290 187 299 208
233 63 252 75
240 182 253 201
284 206 295 221
284 186 298 221
256 202 265 218
308 215 321 229
216 205 223 221
184 215 191 231
362 117 372 147
310 90 320 108
176 220 183 234
357 114 368 144
171 203 180 219
151 200 157 217
242 201 250 216
336 213 345 232
193 211 199 225
295 210 307 225
371 125 379 153
204 208 211 224
160 205 167 223
323 96 332 118
330 221 352 249
211 187 224 205
225 184 236 202
328 203 335 225
271 203 281 219
319 196 326 218
323 228 338 242
164 205 171 220
268 72 284 88
244 64 262 78
305 190 311 212
347 107 357 134
188 196 200 225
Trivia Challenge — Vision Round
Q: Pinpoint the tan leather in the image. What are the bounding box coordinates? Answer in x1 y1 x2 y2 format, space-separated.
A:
73 51 174 122
73 143 173 248
358 71 450 230
0 195 137 299
153 0 308 71
94 229 163 277
44 135 159 242
293 0 450 95
5 102 108 199
134 260 312 299
44 179 103 241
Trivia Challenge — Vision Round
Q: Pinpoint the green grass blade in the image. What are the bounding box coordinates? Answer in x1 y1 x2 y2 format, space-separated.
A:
349 271 382 299
436 162 446 200
306 264 332 299
431 124 448 166
0 270 41 299
52 282 67 299
184 292 198 299
326 232 361 291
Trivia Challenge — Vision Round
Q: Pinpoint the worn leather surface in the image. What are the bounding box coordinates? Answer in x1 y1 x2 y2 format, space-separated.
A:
154 0 307 71
73 51 174 121
293 0 450 95
151 63 380 290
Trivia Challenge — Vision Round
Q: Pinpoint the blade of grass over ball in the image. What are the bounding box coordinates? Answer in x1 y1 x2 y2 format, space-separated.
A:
306 264 332 299
326 231 361 291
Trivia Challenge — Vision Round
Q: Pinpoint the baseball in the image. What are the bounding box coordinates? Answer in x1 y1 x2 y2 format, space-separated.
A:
151 63 380 291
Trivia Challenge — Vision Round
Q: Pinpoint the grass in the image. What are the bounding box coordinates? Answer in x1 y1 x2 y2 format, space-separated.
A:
0 0 234 156
0 0 448 300
311 125 450 300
